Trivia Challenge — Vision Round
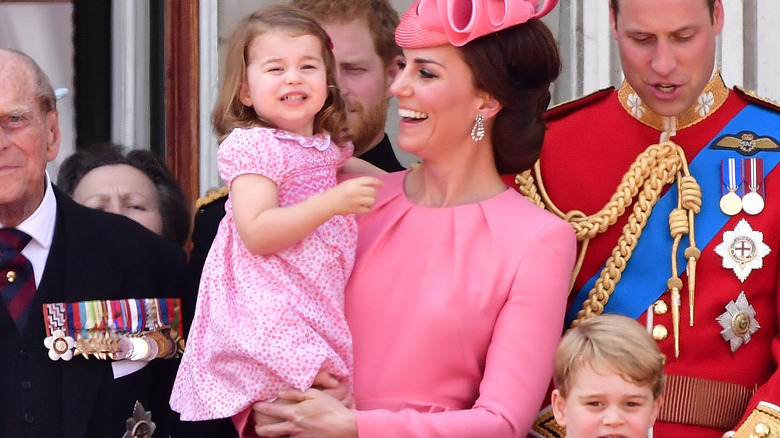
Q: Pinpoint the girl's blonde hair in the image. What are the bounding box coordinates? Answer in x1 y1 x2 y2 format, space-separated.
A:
212 4 349 144
554 314 666 399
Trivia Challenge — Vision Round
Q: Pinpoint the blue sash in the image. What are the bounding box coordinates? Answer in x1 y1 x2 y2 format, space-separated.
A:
565 104 780 326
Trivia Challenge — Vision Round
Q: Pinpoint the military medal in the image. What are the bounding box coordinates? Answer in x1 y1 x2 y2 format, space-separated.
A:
41 298 185 361
127 337 149 361
112 337 132 360
719 158 742 215
717 291 760 353
714 219 771 282
142 336 159 361
742 158 765 215
43 329 75 361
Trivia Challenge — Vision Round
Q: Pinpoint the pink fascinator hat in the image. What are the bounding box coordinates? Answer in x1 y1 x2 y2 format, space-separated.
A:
396 0 558 48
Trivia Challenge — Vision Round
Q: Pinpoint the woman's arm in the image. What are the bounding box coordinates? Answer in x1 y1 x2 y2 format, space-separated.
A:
231 174 381 254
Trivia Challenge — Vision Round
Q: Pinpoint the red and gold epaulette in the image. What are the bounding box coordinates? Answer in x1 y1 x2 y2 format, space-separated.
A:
544 87 615 122
734 86 780 114
195 186 229 210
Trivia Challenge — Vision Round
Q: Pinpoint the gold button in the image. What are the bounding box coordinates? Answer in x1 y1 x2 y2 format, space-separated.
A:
6 271 16 283
653 299 668 315
755 422 771 437
732 312 751 337
652 324 668 341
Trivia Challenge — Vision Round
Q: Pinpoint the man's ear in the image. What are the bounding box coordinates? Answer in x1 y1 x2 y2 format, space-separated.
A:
550 389 568 428
385 55 403 99
712 0 725 35
45 110 60 162
609 1 619 40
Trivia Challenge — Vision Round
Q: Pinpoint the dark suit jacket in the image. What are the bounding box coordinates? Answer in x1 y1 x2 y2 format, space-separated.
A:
0 186 187 438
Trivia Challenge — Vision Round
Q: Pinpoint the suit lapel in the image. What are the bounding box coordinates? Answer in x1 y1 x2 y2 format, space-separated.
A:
39 191 112 438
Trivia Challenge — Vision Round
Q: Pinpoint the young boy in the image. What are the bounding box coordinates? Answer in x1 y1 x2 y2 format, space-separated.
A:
551 314 665 438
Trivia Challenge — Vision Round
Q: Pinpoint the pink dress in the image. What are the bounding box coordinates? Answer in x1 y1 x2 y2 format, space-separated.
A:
171 127 355 421
346 171 577 437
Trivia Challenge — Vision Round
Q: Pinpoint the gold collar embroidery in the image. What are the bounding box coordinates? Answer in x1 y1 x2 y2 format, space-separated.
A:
618 71 729 133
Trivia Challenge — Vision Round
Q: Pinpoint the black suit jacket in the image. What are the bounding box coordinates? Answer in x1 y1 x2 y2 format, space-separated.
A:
0 187 187 438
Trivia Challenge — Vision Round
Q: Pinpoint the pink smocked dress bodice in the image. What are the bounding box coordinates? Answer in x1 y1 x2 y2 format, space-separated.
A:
171 128 356 420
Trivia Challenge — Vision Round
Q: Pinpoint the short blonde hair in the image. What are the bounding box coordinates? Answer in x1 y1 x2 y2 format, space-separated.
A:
554 314 665 399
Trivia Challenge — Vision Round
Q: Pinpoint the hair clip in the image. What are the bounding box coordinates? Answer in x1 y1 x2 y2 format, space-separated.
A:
324 32 334 51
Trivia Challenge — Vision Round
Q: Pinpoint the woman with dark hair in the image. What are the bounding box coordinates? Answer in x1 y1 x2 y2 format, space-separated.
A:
239 1 576 437
56 142 191 247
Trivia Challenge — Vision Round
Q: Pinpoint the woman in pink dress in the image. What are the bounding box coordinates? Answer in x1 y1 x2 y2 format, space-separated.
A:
242 0 575 437
170 5 382 426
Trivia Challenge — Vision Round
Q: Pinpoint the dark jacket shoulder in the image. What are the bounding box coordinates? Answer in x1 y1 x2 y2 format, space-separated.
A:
195 186 229 210
54 194 187 311
54 187 186 266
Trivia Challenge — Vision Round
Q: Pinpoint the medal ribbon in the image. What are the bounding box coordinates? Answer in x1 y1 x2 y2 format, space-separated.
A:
722 157 742 196
566 103 780 325
745 158 764 195
110 300 123 331
128 299 143 333
41 298 183 339
42 302 67 337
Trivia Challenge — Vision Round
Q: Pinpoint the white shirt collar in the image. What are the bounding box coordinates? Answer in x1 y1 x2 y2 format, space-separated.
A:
15 172 57 250
2 174 58 287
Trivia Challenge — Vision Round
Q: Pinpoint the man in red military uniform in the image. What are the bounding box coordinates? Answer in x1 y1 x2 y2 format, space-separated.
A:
508 0 780 436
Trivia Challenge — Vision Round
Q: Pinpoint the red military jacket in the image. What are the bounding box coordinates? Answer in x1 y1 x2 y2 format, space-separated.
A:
510 73 780 438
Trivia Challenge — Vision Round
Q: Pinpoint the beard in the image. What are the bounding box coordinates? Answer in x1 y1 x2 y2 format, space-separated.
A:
346 98 387 156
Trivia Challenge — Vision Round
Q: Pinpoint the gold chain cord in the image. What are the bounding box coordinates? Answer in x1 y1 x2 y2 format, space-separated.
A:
517 141 702 335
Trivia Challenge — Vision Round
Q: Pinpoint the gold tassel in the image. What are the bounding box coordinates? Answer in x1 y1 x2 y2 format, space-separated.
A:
668 277 683 358
685 247 701 326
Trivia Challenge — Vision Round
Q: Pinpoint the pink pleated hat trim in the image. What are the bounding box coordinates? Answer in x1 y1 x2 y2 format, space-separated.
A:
396 0 559 48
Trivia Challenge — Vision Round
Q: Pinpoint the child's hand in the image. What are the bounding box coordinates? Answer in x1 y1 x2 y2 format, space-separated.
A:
326 176 383 215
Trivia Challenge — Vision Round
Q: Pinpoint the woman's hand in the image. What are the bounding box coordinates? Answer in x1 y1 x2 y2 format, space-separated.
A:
252 387 358 438
311 370 355 409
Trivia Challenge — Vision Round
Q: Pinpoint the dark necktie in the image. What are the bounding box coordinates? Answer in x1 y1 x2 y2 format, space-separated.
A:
0 228 35 330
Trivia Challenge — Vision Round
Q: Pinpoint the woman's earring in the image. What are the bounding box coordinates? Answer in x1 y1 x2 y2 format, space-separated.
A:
471 114 485 142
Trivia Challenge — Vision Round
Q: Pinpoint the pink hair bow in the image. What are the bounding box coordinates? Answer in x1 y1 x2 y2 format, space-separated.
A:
418 0 558 46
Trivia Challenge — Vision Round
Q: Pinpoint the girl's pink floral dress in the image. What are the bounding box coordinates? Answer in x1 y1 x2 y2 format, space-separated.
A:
171 127 355 420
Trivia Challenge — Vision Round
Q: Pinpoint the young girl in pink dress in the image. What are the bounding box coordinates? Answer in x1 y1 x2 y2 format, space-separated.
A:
170 5 381 424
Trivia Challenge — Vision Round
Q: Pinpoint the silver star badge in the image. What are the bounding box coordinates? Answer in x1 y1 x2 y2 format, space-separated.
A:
714 219 770 282
123 401 156 438
717 291 760 353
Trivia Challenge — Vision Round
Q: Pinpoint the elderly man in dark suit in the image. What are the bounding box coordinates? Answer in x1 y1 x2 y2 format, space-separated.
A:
0 47 186 437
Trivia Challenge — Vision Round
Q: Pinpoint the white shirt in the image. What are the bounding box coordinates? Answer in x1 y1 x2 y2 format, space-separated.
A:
0 173 57 287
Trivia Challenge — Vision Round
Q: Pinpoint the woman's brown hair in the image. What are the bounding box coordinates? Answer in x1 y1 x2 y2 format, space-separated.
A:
460 19 561 174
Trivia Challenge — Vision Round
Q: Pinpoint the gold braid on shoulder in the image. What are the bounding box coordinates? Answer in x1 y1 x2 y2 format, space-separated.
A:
516 141 702 341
